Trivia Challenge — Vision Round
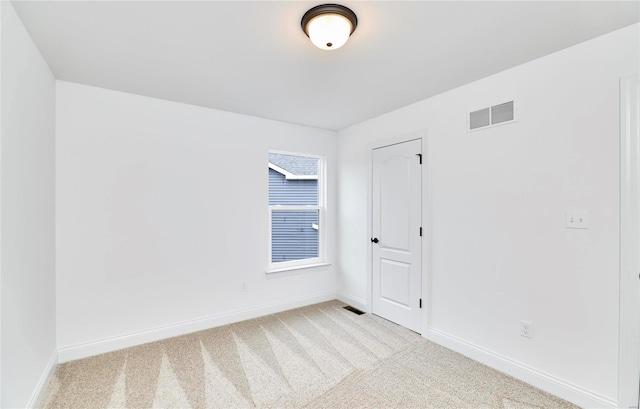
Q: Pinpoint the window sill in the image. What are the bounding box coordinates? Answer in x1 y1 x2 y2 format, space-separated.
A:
266 262 331 275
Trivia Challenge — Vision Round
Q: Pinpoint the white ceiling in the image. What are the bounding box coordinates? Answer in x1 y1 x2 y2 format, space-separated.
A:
12 1 639 131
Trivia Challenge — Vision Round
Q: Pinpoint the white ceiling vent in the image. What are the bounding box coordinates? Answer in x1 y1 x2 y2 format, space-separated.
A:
468 100 517 132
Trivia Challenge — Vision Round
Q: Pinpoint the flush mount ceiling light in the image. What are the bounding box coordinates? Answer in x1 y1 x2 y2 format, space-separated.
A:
301 4 358 51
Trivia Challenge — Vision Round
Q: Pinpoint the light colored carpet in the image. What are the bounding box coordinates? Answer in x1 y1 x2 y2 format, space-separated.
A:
40 301 579 409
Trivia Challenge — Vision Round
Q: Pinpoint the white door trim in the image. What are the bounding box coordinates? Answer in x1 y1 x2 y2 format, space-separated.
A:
619 74 640 409
366 129 430 333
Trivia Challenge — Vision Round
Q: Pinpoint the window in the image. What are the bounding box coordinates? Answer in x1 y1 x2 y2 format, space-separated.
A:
268 151 324 272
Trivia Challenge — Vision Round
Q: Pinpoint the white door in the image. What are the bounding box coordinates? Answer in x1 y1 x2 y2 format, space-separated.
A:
372 139 422 333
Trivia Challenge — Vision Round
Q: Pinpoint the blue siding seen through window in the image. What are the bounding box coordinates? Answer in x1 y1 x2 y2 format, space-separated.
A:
268 154 320 263
271 210 319 262
269 169 318 205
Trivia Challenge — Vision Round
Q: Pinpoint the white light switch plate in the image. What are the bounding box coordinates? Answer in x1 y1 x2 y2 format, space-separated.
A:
565 209 588 229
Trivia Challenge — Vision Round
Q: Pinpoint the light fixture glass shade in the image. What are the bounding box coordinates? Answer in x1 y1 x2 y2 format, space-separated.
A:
301 4 357 51
307 13 352 50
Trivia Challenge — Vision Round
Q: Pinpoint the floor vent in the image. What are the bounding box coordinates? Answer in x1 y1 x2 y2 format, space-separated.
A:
343 305 365 315
468 100 517 131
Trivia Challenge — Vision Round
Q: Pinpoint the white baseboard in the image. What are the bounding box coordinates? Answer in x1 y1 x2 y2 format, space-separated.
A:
427 328 618 409
336 291 367 312
27 351 58 409
58 291 336 363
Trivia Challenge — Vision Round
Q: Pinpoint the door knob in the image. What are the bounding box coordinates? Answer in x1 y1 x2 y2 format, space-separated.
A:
371 237 379 243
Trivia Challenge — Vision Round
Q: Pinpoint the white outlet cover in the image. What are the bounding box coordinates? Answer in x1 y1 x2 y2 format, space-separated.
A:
520 320 532 338
565 209 588 229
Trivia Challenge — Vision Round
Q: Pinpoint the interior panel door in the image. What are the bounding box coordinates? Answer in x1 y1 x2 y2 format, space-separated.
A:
372 139 422 332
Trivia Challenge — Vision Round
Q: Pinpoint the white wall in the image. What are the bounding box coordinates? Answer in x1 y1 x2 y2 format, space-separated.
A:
56 81 337 357
1 2 57 408
337 24 639 407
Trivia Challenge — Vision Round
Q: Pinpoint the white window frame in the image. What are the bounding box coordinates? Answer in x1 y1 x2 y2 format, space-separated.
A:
267 150 326 273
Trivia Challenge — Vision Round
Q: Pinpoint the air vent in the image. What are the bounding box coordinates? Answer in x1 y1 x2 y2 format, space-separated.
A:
468 100 517 131
343 305 365 315
491 101 514 124
470 107 490 130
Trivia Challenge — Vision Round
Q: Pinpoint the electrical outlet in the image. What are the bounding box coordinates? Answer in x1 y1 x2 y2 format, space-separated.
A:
241 282 247 292
520 321 532 338
565 209 588 229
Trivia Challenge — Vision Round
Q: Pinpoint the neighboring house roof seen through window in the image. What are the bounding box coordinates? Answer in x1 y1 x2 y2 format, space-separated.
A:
268 153 318 180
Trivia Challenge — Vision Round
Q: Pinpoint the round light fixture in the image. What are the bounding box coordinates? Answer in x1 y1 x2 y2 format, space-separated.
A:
301 4 358 51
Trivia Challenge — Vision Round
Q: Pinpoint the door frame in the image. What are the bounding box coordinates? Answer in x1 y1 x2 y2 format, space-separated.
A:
619 74 640 409
366 129 430 334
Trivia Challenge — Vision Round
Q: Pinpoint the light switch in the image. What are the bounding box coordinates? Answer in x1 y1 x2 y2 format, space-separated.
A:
565 209 588 229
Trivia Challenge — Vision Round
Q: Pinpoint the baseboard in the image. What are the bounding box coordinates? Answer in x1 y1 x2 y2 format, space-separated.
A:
26 350 58 409
427 328 618 409
336 291 367 312
58 290 336 363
